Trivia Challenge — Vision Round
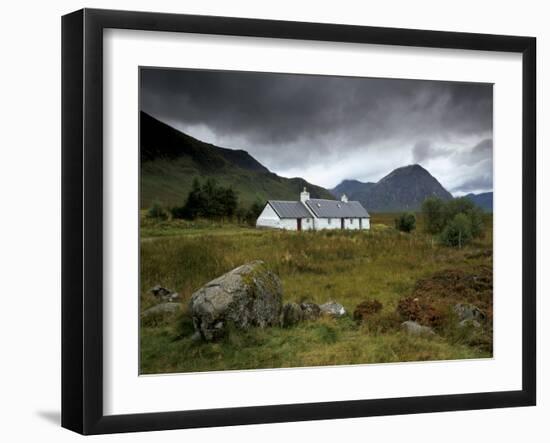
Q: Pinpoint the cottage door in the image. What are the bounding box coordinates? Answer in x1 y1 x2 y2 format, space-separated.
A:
297 218 302 231
341 218 344 229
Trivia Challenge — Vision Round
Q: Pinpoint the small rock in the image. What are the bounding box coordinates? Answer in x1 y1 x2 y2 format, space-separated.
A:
281 303 304 327
300 302 321 321
459 319 482 328
320 301 346 317
150 285 180 302
190 332 202 342
453 303 486 322
166 292 181 302
400 320 435 336
151 285 171 297
141 302 181 321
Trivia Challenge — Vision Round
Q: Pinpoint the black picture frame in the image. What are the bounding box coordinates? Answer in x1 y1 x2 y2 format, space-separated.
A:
62 8 536 435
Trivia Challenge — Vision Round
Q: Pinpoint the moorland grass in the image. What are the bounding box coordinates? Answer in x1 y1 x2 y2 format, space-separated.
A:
140 213 493 374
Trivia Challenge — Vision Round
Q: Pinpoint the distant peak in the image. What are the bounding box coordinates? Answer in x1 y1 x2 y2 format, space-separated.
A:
397 164 428 172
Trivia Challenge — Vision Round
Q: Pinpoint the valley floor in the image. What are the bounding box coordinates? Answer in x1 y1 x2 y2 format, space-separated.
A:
140 213 493 374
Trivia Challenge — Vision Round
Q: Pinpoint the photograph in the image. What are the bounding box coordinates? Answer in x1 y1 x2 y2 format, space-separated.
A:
139 67 494 374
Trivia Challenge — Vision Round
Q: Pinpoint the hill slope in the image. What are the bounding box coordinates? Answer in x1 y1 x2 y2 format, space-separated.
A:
331 164 453 212
464 192 493 212
331 179 376 199
140 112 333 208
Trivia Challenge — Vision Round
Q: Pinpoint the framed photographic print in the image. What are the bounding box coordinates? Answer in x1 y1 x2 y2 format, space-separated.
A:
61 8 536 435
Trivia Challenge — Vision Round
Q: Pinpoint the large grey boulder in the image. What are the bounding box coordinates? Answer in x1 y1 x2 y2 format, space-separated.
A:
320 301 346 317
189 261 283 341
401 320 435 336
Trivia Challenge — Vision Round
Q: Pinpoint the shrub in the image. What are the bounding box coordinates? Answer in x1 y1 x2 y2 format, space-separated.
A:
147 200 168 221
444 197 476 222
394 212 416 233
246 201 265 226
440 213 473 247
422 197 446 234
172 178 239 220
467 206 484 238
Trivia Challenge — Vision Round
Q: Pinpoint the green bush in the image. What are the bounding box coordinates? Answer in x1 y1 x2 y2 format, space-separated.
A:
422 196 484 246
147 200 168 221
394 212 416 233
440 213 472 247
172 178 239 220
422 197 446 234
467 206 484 238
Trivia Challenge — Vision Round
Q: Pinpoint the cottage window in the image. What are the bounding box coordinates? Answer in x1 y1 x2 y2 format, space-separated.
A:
351 219 354 224
328 218 332 225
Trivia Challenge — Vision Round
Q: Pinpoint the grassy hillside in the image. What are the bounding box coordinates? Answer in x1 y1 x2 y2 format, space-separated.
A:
140 213 493 374
140 112 333 208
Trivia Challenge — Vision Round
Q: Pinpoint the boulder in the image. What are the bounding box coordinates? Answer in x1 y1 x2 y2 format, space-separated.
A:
300 302 321 321
189 261 283 341
400 320 435 336
141 302 181 326
281 303 304 328
141 302 180 318
320 301 346 317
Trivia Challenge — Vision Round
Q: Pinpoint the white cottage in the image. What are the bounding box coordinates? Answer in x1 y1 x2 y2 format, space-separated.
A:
256 188 370 231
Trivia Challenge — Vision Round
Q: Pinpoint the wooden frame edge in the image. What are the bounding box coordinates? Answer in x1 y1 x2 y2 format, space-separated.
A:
61 8 537 435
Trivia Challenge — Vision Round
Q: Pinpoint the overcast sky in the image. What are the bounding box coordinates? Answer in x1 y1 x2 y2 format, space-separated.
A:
140 68 493 195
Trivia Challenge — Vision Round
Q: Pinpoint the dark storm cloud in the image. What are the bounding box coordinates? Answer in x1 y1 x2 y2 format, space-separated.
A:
140 68 493 193
412 140 450 163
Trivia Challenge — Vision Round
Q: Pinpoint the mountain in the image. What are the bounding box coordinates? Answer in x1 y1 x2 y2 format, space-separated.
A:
331 179 376 199
140 112 334 208
331 164 453 212
464 192 493 212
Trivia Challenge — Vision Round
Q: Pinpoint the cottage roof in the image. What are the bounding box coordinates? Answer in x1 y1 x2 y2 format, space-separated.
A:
267 198 370 219
268 200 313 219
305 199 370 218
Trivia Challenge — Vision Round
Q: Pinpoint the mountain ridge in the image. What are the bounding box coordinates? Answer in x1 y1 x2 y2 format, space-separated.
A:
141 112 491 213
464 192 493 212
140 112 334 208
331 164 453 212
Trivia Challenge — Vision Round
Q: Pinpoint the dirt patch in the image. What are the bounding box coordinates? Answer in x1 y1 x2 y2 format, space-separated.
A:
465 249 493 260
411 266 492 313
353 299 383 322
397 266 493 328
396 297 445 328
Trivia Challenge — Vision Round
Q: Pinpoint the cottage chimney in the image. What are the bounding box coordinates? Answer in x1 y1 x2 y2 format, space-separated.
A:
341 194 348 203
300 187 310 203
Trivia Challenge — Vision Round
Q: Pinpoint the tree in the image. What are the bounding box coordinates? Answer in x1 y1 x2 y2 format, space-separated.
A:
440 213 472 247
246 201 264 226
171 178 241 220
173 178 204 219
466 206 484 238
394 212 416 233
220 187 238 218
422 197 446 234
444 197 476 224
